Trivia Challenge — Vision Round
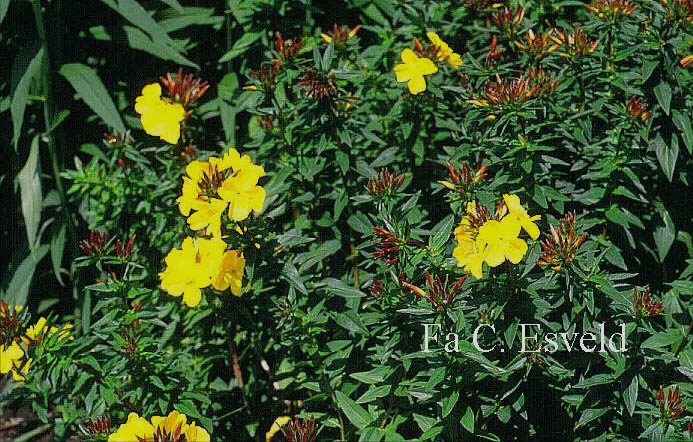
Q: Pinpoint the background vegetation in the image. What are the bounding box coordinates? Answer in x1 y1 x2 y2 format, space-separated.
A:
1 0 693 440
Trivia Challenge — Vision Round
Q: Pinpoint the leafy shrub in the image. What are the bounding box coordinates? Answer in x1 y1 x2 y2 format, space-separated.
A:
1 0 693 440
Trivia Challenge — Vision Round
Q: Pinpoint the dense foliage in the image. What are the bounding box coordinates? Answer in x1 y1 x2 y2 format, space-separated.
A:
2 0 693 440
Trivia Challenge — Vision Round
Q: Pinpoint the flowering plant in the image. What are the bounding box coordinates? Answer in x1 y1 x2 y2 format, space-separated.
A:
1 0 693 440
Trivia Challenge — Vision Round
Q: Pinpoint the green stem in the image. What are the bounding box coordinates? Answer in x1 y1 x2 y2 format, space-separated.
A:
32 0 82 329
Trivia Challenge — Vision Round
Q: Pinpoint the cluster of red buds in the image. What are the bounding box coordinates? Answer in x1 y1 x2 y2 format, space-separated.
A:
469 73 539 108
527 67 559 99
298 68 337 100
281 415 318 442
275 32 304 63
402 272 467 312
179 144 197 164
658 385 683 421
411 37 445 62
161 69 209 108
120 325 139 360
486 35 505 68
368 279 386 298
537 212 587 271
150 423 185 442
524 341 545 364
550 26 600 59
586 0 637 21
633 287 664 318
681 55 693 68
321 24 361 47
81 415 112 436
198 163 226 197
115 235 136 259
368 168 405 199
491 6 525 40
626 96 652 122
0 301 23 345
439 162 487 195
257 115 274 132
371 227 425 266
245 59 282 92
514 29 559 60
80 230 108 256
660 0 693 24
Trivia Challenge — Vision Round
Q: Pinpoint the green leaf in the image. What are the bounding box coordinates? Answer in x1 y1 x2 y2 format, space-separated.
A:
17 136 42 251
654 82 672 115
99 0 179 50
122 26 198 68
219 31 263 63
624 376 638 416
442 390 459 418
641 331 681 349
59 63 125 132
653 208 675 263
322 42 334 70
0 0 9 26
460 406 475 433
4 245 49 306
11 46 44 148
50 218 67 285
324 277 366 298
672 110 693 154
158 0 183 11
653 133 678 182
430 214 454 252
575 408 608 428
335 391 373 430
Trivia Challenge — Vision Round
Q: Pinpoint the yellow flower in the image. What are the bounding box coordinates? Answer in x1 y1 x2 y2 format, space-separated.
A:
22 316 47 345
12 358 31 381
108 411 210 442
476 217 528 267
453 236 486 279
108 413 155 442
135 83 186 144
266 416 291 442
426 32 463 68
159 236 226 307
394 48 438 95
217 149 266 222
21 318 73 346
502 194 541 240
0 342 24 374
212 250 245 296
178 149 266 234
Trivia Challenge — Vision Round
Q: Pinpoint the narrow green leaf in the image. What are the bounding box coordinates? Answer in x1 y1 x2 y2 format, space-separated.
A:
335 391 373 430
460 406 475 433
17 136 42 251
219 31 262 63
50 218 67 285
324 277 366 298
158 0 183 11
624 376 638 416
11 46 44 148
122 26 198 69
653 133 678 182
5 245 49 306
654 82 672 115
575 408 608 428
0 0 9 25
59 63 125 132
653 208 675 263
